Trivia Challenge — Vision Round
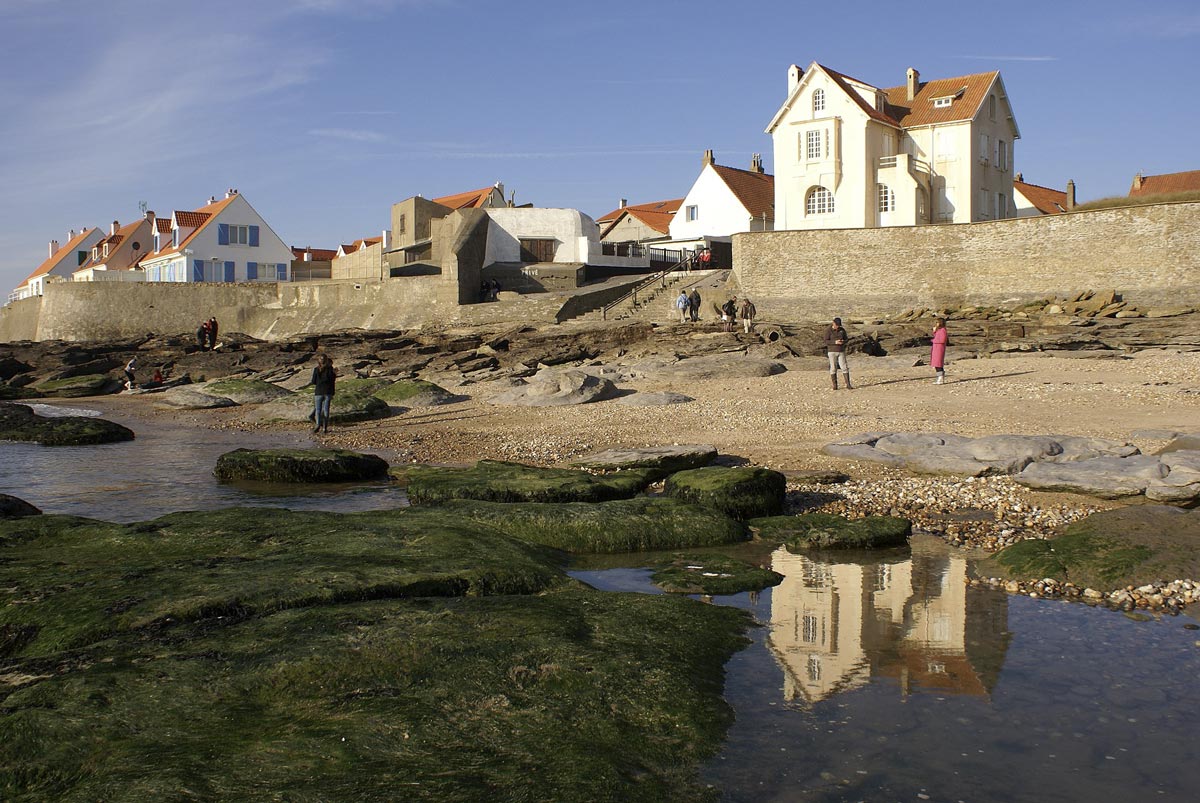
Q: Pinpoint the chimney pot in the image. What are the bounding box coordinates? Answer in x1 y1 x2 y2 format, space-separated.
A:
619 198 628 208
750 153 764 174
906 67 920 101
702 149 715 166
49 239 60 257
111 220 120 236
1066 179 1076 211
1014 172 1023 182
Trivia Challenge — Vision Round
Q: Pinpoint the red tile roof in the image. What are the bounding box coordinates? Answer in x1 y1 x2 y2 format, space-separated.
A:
824 66 901 127
596 198 683 226
77 220 151 270
155 218 173 234
174 210 212 229
432 186 499 210
338 236 382 255
1129 169 1200 196
292 246 339 261
145 195 240 261
19 227 101 286
712 164 775 220
1014 179 1068 215
882 71 1000 128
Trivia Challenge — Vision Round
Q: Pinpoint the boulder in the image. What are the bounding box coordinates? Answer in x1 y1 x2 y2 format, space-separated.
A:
156 387 238 410
33 374 120 398
752 512 912 551
404 460 654 505
572 444 718 475
1015 454 1167 498
985 506 1200 589
0 381 39 400
0 494 41 518
439 496 747 553
371 379 459 407
616 391 694 407
663 466 787 520
202 378 293 405
1158 434 1200 455
214 448 389 483
256 391 390 423
630 354 787 381
0 402 135 446
652 554 783 595
489 368 617 407
1145 451 1200 504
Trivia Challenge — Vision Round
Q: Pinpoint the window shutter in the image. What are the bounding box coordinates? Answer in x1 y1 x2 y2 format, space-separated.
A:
276 263 287 281
224 261 235 282
249 225 260 247
192 260 205 282
247 261 258 280
217 224 229 245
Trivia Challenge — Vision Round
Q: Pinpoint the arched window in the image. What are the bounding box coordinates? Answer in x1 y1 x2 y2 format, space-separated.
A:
877 184 894 213
812 88 825 114
806 186 834 215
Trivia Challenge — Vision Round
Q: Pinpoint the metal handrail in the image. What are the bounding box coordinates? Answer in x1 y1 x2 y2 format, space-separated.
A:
601 255 692 320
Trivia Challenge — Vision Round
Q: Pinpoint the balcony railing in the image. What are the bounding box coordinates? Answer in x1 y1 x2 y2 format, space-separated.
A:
878 154 931 175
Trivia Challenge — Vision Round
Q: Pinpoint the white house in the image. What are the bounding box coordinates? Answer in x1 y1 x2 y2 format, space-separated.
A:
1012 175 1072 217
668 151 774 245
72 215 155 282
482 207 644 268
138 190 293 283
596 198 683 245
10 227 104 301
766 62 1020 230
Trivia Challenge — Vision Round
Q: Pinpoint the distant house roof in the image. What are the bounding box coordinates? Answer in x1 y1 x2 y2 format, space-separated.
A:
432 186 500 210
19 227 101 287
338 236 382 255
155 218 173 234
146 195 240 261
1013 178 1068 215
291 246 339 261
597 198 683 237
78 219 149 270
1129 169 1200 196
881 71 1000 128
711 164 774 220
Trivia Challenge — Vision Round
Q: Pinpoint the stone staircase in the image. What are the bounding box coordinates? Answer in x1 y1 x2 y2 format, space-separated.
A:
577 269 727 324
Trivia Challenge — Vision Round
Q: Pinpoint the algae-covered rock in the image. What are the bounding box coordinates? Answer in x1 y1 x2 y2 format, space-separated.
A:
984 505 1200 589
652 554 783 595
438 496 747 553
256 390 390 423
0 506 750 802
406 460 654 505
572 444 718 476
33 373 120 398
753 512 912 550
0 493 41 518
214 448 389 483
0 381 39 400
663 466 787 520
156 386 238 409
0 402 134 446
202 377 292 405
372 378 458 407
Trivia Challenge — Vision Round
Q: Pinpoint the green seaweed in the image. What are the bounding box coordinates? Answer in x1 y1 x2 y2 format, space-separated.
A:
663 466 787 520
652 553 783 595
753 512 912 551
0 402 134 446
214 447 389 483
406 460 655 505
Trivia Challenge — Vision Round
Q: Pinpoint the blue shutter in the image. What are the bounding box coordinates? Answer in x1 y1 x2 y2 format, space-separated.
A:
217 224 229 245
224 261 235 282
192 260 205 282
249 225 260 247
247 261 258 280
276 263 287 281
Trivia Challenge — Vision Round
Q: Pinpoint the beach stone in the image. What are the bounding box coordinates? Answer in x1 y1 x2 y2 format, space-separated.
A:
572 444 717 475
214 448 389 483
0 402 135 446
1016 455 1167 499
202 378 293 405
652 553 783 595
616 391 694 407
1158 435 1200 455
1145 451 1200 504
489 368 616 407
664 466 787 520
1050 435 1141 462
753 512 912 550
784 469 851 484
404 460 652 505
371 379 458 407
630 354 787 381
0 494 41 518
33 373 120 398
256 390 390 422
157 387 238 410
985 506 1200 589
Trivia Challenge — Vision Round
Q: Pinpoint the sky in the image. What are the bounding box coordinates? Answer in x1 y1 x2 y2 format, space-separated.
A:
2 0 1197 294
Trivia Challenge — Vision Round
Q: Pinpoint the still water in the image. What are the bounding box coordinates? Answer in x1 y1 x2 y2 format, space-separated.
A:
5 403 1199 801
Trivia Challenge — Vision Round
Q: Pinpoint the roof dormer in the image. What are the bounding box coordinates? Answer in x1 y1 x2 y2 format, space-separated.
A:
932 88 966 108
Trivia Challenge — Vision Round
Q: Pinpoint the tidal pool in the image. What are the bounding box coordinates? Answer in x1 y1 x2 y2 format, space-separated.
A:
574 539 1200 802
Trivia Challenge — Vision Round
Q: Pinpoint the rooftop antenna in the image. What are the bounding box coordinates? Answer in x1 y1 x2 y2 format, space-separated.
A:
138 200 148 215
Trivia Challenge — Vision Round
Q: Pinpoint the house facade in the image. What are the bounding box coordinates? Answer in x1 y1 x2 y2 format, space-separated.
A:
138 190 293 284
668 151 774 243
596 198 683 245
767 62 1019 230
11 228 104 301
72 215 155 282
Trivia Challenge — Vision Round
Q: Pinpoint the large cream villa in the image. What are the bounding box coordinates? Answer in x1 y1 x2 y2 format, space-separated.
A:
767 62 1020 230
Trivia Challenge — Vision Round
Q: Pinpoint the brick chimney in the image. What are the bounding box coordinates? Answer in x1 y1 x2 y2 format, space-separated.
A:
750 153 764 174
906 67 920 101
110 220 120 236
49 239 60 257
702 149 715 166
144 210 155 225
1066 179 1076 211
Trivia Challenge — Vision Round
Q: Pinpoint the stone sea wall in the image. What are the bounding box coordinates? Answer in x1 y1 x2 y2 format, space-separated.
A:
732 201 1200 319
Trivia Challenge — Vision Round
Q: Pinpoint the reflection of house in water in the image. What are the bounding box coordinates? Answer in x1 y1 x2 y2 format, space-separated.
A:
768 540 1010 705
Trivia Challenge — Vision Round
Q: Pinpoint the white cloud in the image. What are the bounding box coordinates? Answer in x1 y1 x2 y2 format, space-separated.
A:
309 128 389 143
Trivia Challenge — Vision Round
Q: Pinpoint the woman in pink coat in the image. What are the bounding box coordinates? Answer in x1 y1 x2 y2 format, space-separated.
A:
931 318 948 384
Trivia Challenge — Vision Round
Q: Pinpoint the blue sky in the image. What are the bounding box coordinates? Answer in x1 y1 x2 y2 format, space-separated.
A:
2 0 1197 295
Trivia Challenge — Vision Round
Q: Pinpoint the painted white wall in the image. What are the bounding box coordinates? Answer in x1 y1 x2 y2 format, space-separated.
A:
143 194 293 282
1013 185 1044 218
669 165 753 240
483 208 597 264
18 229 105 298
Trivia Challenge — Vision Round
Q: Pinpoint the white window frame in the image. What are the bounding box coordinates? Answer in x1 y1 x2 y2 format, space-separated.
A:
806 186 834 215
685 205 698 222
805 129 822 160
227 224 250 246
812 88 825 114
933 97 952 108
877 184 894 213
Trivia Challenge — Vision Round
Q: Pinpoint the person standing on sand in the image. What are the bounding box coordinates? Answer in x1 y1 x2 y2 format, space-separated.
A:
721 298 736 332
689 288 701 322
311 354 337 434
740 298 757 334
208 317 219 349
931 318 948 384
123 356 137 390
825 317 852 390
197 321 209 351
675 290 690 323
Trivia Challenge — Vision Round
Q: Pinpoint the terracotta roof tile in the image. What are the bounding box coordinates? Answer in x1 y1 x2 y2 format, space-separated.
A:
882 71 999 128
432 186 498 210
292 246 339 261
19 227 101 286
155 218 173 234
146 195 240 261
1129 169 1200 196
1014 179 1068 215
596 198 683 225
711 164 774 220
174 210 212 229
338 236 382 255
823 65 901 127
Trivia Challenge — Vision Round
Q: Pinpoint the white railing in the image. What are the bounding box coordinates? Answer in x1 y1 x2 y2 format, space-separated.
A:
878 155 932 175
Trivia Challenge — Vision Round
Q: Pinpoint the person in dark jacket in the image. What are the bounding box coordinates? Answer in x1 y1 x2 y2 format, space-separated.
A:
825 317 852 390
688 288 701 322
311 354 337 433
196 321 209 351
207 317 219 349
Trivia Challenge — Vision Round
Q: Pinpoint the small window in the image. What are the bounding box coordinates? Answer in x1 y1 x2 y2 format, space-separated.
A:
227 225 250 245
989 95 997 120
997 140 1008 172
805 130 822 160
397 214 406 235
806 186 834 215
686 205 698 222
812 88 825 114
877 184 894 213
997 193 1008 219
933 97 952 108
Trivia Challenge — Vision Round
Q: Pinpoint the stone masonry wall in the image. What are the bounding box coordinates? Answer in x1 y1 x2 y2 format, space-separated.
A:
733 201 1200 320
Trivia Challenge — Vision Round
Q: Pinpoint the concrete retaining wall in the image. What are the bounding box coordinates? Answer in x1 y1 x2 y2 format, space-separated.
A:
733 201 1200 319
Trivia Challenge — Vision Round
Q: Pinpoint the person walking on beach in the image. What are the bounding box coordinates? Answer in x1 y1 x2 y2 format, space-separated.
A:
689 288 701 322
931 318 949 384
676 290 691 323
207 317 219 349
196 320 209 351
721 297 736 332
740 297 757 334
123 356 137 390
311 354 337 434
825 317 852 390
